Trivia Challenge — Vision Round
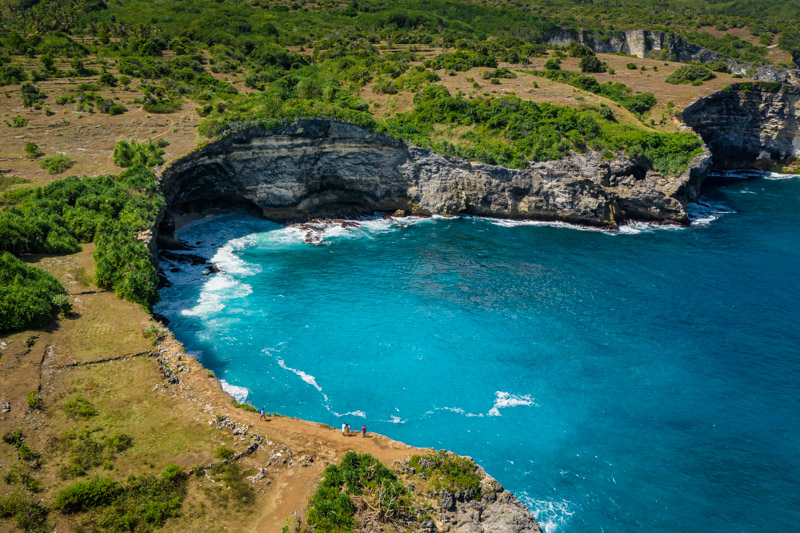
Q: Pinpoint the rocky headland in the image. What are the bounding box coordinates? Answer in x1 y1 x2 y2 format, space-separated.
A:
155 119 711 248
681 83 800 169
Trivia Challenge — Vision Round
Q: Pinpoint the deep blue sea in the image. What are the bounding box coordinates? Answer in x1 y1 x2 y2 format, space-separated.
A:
156 177 800 532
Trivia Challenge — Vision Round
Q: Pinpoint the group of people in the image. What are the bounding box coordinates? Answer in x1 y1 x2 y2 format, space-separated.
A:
259 407 366 438
342 422 367 437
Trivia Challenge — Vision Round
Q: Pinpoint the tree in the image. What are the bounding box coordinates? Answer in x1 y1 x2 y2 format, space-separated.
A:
580 55 605 73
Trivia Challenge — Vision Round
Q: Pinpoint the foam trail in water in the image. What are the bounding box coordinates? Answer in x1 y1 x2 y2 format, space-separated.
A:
488 391 538 416
220 380 250 404
687 200 735 226
764 172 800 181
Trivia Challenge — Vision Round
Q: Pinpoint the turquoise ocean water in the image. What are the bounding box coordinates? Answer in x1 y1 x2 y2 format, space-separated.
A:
155 177 800 532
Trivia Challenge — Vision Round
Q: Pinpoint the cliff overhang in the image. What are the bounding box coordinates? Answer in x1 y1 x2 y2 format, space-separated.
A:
156 119 710 247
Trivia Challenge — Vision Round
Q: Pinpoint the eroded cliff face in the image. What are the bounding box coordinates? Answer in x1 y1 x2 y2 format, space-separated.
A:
157 120 709 245
546 29 800 83
681 84 800 169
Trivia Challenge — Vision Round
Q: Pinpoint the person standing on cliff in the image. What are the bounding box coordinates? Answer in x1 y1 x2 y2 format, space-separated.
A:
346 423 351 436
341 422 346 436
260 408 267 421
361 425 366 438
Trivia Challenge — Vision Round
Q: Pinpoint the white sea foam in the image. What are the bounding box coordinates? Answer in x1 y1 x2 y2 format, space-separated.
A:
181 275 252 317
220 380 250 404
764 172 800 180
488 391 538 417
518 493 574 533
480 216 609 233
275 358 325 395
687 201 735 226
389 415 406 424
331 410 367 419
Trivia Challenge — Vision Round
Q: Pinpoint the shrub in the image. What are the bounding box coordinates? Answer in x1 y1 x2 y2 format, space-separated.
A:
98 72 117 87
0 491 49 532
18 444 41 468
112 140 165 167
232 400 259 413
544 58 561 70
26 391 44 411
21 83 46 108
409 450 481 498
0 253 67 332
626 62 637 70
63 397 97 419
579 55 606 73
55 478 122 513
567 43 595 58
307 452 407 531
665 64 715 84
3 429 25 447
24 142 43 159
39 153 74 174
481 68 516 80
214 445 235 461
7 115 28 127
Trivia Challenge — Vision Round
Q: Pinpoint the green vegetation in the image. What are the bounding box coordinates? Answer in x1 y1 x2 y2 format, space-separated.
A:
409 450 481 498
63 397 98 419
0 165 164 306
39 153 74 174
214 445 235 461
7 115 28 127
24 142 43 159
666 64 717 85
232 400 259 413
0 491 49 533
112 140 165 168
54 465 187 530
58 427 133 479
535 70 657 116
0 253 69 333
307 451 409 532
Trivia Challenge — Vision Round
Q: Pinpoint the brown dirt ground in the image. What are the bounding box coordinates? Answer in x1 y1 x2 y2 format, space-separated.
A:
0 245 431 532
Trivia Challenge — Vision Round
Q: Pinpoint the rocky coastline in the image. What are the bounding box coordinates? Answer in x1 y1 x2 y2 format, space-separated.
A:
154 119 711 249
146 118 718 532
681 83 800 169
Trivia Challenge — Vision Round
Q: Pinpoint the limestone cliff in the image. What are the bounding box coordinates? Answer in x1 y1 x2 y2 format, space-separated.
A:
157 120 709 245
681 84 800 169
546 29 800 83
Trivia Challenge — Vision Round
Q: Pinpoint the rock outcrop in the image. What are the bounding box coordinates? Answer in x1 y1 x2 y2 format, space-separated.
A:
681 84 800 168
436 465 543 533
157 120 709 242
546 29 800 83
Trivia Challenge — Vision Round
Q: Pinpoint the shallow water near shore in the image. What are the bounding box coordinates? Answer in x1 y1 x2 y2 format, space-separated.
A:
156 178 800 532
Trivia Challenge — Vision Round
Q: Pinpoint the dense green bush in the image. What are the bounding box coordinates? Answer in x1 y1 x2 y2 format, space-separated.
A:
0 166 164 307
579 55 606 73
7 115 28 127
307 452 408 532
55 478 123 513
39 153 74 174
665 64 716 84
21 83 46 108
24 142 43 159
0 252 69 333
112 140 165 167
410 450 481 497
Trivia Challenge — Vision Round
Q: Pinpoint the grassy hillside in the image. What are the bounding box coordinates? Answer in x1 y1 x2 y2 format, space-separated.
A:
0 1 791 531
